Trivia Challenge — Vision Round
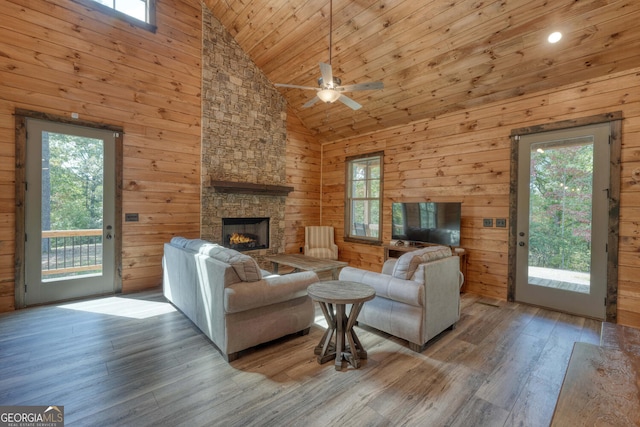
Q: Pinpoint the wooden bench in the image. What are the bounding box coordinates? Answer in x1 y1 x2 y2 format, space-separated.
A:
551 323 640 426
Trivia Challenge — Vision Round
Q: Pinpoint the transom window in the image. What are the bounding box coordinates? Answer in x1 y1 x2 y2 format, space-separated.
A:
74 0 156 31
96 0 149 22
346 152 383 241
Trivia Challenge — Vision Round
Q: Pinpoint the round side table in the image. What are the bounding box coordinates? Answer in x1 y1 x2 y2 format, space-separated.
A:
307 280 375 370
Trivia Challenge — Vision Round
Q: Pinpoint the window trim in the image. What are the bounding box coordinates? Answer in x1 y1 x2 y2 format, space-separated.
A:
344 151 384 244
72 0 157 33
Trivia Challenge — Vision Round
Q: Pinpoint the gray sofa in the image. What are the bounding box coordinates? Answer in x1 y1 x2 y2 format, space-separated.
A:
163 237 319 361
339 245 463 352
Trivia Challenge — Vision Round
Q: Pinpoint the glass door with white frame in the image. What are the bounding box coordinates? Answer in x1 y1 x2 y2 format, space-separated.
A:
24 119 116 305
515 123 610 319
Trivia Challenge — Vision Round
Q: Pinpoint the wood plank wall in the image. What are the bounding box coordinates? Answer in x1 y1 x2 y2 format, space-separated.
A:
0 0 202 311
322 67 640 328
285 111 322 254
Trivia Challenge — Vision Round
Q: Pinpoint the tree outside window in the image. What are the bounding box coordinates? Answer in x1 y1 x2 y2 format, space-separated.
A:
529 141 593 272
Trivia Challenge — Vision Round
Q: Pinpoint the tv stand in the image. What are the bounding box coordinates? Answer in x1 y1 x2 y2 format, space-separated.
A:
383 243 467 283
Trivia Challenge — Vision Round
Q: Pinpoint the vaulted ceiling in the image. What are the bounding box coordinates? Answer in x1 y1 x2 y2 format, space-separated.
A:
202 0 640 143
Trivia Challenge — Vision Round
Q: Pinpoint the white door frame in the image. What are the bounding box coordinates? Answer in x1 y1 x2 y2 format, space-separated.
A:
14 110 123 308
508 112 621 322
516 124 608 319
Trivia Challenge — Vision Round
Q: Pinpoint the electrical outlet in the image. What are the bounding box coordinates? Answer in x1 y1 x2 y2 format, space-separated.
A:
496 218 507 228
483 218 493 227
125 213 139 222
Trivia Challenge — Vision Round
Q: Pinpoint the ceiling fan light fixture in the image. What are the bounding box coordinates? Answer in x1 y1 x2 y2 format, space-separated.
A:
317 89 341 103
273 0 382 110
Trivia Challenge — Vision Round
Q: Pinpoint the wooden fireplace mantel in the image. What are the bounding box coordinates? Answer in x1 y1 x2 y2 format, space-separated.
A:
206 179 294 196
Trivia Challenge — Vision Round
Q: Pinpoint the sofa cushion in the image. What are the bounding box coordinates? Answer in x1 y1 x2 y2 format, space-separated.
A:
198 244 262 282
340 266 423 307
184 239 212 252
224 271 318 313
391 246 452 280
170 236 192 248
382 259 397 275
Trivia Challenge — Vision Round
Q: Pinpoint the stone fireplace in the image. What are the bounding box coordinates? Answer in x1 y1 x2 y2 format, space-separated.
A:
222 217 269 252
200 9 290 267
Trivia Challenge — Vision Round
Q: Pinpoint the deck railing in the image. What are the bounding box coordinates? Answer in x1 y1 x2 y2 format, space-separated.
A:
41 229 103 277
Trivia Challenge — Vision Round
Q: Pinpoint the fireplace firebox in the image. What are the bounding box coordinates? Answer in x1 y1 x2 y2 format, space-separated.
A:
222 217 269 251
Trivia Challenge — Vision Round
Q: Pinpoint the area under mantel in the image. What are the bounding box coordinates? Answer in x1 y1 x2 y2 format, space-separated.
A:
205 179 294 196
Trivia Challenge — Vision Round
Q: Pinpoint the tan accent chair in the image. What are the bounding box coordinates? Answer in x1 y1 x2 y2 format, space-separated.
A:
304 226 338 260
339 245 463 352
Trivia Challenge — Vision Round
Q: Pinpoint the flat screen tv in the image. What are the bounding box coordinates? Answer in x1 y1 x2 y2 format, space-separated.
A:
392 202 461 247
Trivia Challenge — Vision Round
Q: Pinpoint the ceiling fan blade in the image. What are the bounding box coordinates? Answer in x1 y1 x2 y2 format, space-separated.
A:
338 81 384 92
319 62 334 88
338 95 362 110
303 96 321 108
275 83 319 91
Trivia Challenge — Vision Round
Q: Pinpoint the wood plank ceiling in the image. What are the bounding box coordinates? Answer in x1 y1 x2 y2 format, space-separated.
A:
202 0 640 143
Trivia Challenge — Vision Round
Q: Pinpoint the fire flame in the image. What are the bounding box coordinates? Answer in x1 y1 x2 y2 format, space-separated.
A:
230 233 255 245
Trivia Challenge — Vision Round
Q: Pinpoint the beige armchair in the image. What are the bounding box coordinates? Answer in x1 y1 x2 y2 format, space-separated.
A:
304 226 338 260
339 245 463 352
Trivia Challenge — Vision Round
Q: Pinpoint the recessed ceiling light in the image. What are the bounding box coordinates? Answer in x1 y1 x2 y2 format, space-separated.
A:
548 32 562 43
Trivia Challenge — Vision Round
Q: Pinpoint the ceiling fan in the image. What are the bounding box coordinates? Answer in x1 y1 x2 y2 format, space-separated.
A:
274 0 383 110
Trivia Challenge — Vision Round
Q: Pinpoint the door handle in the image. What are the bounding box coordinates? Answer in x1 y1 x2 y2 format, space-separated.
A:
519 241 525 247
105 225 113 240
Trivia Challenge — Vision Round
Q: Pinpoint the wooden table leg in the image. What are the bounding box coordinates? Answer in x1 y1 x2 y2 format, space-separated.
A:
335 304 347 370
339 302 365 368
331 302 371 370
314 302 337 364
346 302 367 360
311 299 370 370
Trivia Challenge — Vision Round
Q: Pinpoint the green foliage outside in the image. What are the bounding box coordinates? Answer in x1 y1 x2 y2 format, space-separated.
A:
42 131 104 267
350 157 380 237
528 142 593 273
46 132 104 231
38 131 104 277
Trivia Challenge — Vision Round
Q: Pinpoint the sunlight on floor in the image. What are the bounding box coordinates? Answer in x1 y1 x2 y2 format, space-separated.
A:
314 314 328 328
59 296 176 319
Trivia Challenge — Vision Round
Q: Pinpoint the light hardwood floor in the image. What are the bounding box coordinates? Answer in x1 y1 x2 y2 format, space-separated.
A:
0 290 601 426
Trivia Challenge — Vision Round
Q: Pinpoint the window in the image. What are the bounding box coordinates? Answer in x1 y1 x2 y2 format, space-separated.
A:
74 0 156 31
346 152 383 241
